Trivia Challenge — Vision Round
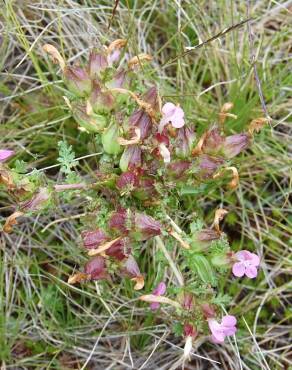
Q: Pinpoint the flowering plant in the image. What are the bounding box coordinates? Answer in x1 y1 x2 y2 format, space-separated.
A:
1 39 266 357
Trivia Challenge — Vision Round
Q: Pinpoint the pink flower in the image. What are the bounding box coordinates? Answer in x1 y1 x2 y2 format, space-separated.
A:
232 250 260 278
107 49 121 66
0 150 14 162
208 315 237 343
159 102 185 131
150 282 166 310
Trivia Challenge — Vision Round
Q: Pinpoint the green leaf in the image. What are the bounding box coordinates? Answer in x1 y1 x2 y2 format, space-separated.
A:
191 254 217 286
179 184 207 195
57 140 77 175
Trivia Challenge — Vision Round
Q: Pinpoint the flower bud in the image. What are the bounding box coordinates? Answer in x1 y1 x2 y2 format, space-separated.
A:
21 188 50 212
182 293 194 310
133 177 157 201
122 255 145 290
167 160 191 179
119 145 142 172
102 123 122 155
116 171 138 191
106 237 131 260
0 149 14 162
183 324 197 359
201 303 216 319
196 229 220 242
175 126 195 158
81 229 108 249
202 127 224 155
73 104 107 133
131 212 161 241
211 253 230 267
183 323 197 338
143 86 160 112
123 255 141 277
106 69 127 89
150 282 166 310
155 132 170 146
199 155 224 178
223 133 249 158
108 208 129 234
84 256 108 280
63 66 91 97
129 109 152 139
90 82 115 113
106 39 127 66
88 50 108 79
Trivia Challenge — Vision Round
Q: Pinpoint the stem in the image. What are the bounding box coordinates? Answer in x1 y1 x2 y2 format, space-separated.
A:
155 236 184 287
54 183 87 191
169 230 190 249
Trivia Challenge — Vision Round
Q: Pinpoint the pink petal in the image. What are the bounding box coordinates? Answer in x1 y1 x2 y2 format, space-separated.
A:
250 252 260 266
223 326 237 336
222 315 237 327
235 250 250 262
211 334 225 344
171 108 185 128
108 49 121 64
173 106 184 119
0 149 14 162
153 282 166 296
162 102 176 115
232 262 245 277
208 319 221 334
150 302 160 310
159 143 171 163
124 255 140 277
245 265 258 278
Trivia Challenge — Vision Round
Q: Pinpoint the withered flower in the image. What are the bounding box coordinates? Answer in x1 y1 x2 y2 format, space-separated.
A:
21 188 50 212
128 53 153 69
248 117 268 135
3 211 24 233
213 208 228 234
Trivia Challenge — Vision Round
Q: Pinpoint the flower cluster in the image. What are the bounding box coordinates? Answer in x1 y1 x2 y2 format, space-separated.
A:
0 39 265 356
